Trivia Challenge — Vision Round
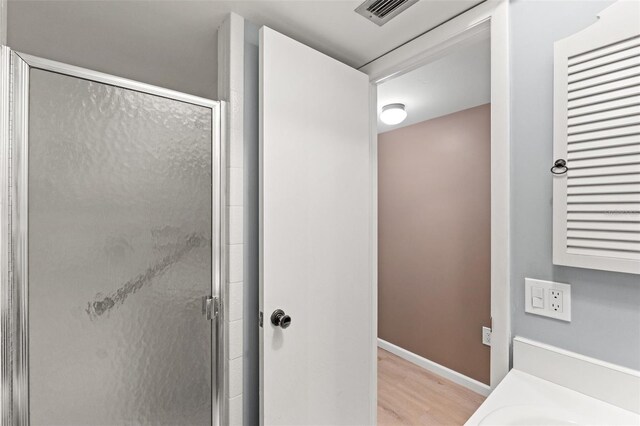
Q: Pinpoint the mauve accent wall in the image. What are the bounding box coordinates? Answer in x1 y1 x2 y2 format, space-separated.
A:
378 103 491 385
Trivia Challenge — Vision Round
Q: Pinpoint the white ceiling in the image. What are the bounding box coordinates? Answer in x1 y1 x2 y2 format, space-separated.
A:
213 0 483 68
377 35 490 133
7 0 483 99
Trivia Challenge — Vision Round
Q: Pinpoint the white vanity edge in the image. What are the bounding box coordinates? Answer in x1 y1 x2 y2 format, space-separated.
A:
513 336 640 413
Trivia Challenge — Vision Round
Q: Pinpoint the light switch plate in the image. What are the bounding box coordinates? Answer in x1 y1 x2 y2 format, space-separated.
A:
525 278 571 322
532 287 544 308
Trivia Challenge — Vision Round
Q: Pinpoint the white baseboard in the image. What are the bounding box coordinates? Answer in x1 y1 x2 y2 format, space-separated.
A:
378 338 491 397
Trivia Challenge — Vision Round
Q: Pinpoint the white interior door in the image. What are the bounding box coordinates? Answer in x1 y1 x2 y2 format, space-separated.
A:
259 27 375 425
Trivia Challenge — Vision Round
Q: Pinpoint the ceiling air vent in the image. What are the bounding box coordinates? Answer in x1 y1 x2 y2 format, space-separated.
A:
355 0 419 26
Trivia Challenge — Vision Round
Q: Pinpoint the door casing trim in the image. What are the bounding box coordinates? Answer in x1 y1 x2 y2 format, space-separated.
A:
362 0 511 394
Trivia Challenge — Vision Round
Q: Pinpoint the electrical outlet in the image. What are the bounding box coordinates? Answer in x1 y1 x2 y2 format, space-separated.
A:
550 290 563 313
525 278 571 322
482 326 492 346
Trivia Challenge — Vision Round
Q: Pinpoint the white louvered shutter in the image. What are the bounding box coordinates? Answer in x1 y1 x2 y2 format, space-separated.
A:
553 0 640 274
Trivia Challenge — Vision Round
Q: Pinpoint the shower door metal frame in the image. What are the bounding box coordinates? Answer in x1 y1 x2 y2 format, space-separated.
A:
0 46 225 426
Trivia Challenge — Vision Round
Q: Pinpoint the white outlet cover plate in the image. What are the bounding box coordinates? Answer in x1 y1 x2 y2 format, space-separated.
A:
482 326 492 346
525 278 571 322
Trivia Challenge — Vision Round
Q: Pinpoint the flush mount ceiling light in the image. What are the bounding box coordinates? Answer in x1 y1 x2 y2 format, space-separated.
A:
380 103 407 125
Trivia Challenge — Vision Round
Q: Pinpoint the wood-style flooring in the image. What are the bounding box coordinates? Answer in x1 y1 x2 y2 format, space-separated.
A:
378 348 486 425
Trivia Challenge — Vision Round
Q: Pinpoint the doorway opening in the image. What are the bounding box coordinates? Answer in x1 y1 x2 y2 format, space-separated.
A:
375 34 491 425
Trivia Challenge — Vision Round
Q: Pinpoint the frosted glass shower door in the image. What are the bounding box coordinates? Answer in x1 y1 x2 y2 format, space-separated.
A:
3 51 220 426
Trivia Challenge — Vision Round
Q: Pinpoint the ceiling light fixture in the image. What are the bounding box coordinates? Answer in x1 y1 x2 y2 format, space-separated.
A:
380 103 407 125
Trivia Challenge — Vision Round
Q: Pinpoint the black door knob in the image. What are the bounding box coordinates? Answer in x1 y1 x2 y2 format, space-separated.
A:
271 309 292 329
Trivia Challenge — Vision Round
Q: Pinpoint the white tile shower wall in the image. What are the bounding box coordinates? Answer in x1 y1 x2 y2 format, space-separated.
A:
228 356 244 398
228 320 244 360
218 12 245 425
228 168 244 207
228 244 244 284
228 280 244 322
228 206 244 245
229 394 243 425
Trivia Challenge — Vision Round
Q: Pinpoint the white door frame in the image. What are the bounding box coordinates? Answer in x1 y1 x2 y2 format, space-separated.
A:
362 0 511 389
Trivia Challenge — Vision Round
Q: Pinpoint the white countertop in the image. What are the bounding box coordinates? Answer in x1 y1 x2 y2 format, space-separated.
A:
465 369 640 425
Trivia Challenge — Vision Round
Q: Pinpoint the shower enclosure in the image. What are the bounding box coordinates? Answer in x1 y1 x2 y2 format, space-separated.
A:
0 47 223 425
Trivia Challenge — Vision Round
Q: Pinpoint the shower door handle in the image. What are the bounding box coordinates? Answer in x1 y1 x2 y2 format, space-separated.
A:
270 309 292 329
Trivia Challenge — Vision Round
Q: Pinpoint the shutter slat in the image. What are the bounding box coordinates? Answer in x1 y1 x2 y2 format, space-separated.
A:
569 67 640 92
568 193 640 203
567 202 640 211
568 164 640 177
568 85 640 110
568 143 640 159
567 193 640 203
567 238 640 252
568 55 640 84
568 45 640 74
569 36 640 66
568 230 640 242
568 75 640 101
567 182 640 194
568 105 640 126
567 115 640 134
567 153 640 168
568 96 639 118
567 211 640 221
567 125 640 143
568 174 640 186
567 246 640 260
567 221 640 232
567 134 639 150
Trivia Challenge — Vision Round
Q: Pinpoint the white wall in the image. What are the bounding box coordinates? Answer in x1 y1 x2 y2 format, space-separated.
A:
7 1 219 98
0 0 6 45
510 0 640 370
